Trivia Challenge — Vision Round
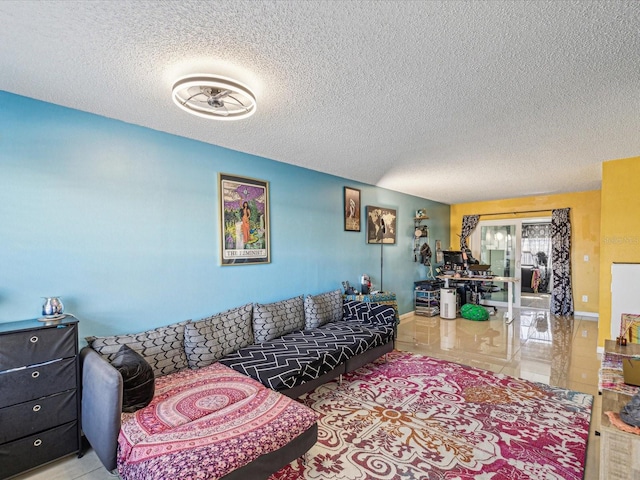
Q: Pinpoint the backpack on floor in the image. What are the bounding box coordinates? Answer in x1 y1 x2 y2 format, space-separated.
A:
460 303 489 321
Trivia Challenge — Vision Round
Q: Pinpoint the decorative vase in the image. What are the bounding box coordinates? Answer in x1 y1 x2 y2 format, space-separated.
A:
42 297 64 316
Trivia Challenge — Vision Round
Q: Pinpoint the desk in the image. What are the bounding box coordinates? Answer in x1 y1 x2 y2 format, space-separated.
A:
343 292 399 324
438 275 519 323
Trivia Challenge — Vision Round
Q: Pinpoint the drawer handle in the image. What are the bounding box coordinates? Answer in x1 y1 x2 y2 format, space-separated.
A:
31 371 40 379
30 335 39 343
33 404 41 412
33 439 42 447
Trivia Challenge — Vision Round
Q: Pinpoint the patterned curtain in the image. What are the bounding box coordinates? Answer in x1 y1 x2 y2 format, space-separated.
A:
550 208 573 316
522 223 551 240
521 224 552 264
460 215 480 251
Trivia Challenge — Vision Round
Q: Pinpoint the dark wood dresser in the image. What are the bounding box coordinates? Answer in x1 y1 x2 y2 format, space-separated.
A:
0 317 81 479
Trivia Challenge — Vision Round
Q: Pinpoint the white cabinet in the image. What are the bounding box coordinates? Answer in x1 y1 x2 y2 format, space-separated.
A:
611 263 640 339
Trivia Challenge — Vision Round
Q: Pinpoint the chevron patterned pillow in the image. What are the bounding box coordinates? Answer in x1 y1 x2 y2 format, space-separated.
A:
253 295 305 343
304 289 343 329
184 303 254 369
86 320 190 377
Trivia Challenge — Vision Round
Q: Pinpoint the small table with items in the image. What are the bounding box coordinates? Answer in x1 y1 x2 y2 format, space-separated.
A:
599 339 640 480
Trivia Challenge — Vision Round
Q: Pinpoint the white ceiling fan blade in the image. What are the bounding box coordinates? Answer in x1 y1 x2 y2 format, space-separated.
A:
181 91 207 106
211 89 231 100
224 94 250 112
212 104 230 116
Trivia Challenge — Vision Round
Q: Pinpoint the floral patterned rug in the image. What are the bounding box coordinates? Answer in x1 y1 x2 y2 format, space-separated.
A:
270 351 592 480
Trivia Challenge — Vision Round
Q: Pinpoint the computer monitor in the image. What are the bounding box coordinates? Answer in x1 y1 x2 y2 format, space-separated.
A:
443 250 464 266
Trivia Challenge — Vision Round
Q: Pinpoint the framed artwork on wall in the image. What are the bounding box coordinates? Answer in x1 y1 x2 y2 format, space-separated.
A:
621 313 640 344
344 186 361 232
366 206 397 244
435 239 443 263
219 173 270 265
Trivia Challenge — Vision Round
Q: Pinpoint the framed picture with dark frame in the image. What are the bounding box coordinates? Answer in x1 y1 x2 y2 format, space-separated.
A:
219 173 270 265
366 206 397 244
435 239 443 263
344 186 361 232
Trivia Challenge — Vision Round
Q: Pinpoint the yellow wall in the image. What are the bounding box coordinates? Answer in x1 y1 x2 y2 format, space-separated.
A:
598 156 640 347
450 190 601 315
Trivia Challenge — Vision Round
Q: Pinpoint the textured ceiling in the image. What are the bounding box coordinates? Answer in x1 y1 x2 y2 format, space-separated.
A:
1 0 639 204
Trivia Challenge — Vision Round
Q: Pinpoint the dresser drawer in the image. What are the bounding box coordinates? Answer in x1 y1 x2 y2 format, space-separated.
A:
0 323 77 371
0 421 78 480
0 389 77 444
0 357 77 408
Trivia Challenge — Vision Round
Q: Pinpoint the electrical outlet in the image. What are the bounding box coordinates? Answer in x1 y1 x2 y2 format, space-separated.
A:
582 330 588 338
582 295 588 302
584 255 589 262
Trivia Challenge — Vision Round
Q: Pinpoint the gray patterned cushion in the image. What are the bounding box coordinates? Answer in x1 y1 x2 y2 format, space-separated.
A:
304 289 343 329
184 303 254 369
86 320 190 377
253 295 305 343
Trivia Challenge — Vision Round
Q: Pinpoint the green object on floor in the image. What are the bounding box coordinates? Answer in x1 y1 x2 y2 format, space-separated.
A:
460 303 489 321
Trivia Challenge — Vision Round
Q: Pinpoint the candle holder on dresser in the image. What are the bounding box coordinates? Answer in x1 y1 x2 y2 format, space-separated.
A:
38 297 67 324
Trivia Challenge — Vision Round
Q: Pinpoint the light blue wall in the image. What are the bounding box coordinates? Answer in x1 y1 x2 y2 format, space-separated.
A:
0 91 450 340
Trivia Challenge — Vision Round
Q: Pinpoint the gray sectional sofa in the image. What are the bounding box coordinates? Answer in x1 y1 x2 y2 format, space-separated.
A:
80 289 397 479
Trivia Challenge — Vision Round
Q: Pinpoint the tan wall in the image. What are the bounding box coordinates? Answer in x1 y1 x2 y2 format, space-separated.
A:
598 156 640 347
450 190 601 315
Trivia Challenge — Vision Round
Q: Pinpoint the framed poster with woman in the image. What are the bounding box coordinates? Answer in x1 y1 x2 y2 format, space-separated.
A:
218 173 270 265
344 186 361 232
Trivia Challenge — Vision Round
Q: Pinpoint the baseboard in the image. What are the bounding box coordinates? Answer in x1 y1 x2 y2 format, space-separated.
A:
400 311 415 324
405 309 599 321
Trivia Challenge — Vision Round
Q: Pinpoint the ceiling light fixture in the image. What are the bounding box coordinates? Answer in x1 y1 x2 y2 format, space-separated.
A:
171 74 257 120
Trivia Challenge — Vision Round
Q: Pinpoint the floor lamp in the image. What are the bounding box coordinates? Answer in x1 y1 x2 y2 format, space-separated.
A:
380 217 386 292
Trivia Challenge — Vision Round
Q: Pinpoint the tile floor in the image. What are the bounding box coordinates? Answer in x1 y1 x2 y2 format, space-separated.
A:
14 295 603 480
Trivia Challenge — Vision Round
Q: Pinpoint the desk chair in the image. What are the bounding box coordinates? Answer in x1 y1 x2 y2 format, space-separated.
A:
468 282 498 315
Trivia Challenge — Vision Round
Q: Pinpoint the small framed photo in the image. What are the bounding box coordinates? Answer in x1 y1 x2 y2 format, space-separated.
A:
621 313 640 343
366 206 397 244
344 186 361 232
219 173 270 265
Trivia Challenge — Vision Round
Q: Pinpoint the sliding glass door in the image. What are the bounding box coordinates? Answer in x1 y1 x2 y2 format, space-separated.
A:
470 217 551 309
473 220 520 307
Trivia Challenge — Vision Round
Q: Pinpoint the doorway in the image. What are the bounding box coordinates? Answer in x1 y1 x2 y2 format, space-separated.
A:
520 221 552 310
470 216 551 310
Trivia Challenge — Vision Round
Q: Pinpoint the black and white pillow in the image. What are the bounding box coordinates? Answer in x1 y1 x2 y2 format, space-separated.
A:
343 300 371 321
184 303 254 369
86 320 190 377
304 289 343 329
110 345 155 413
253 295 305 343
